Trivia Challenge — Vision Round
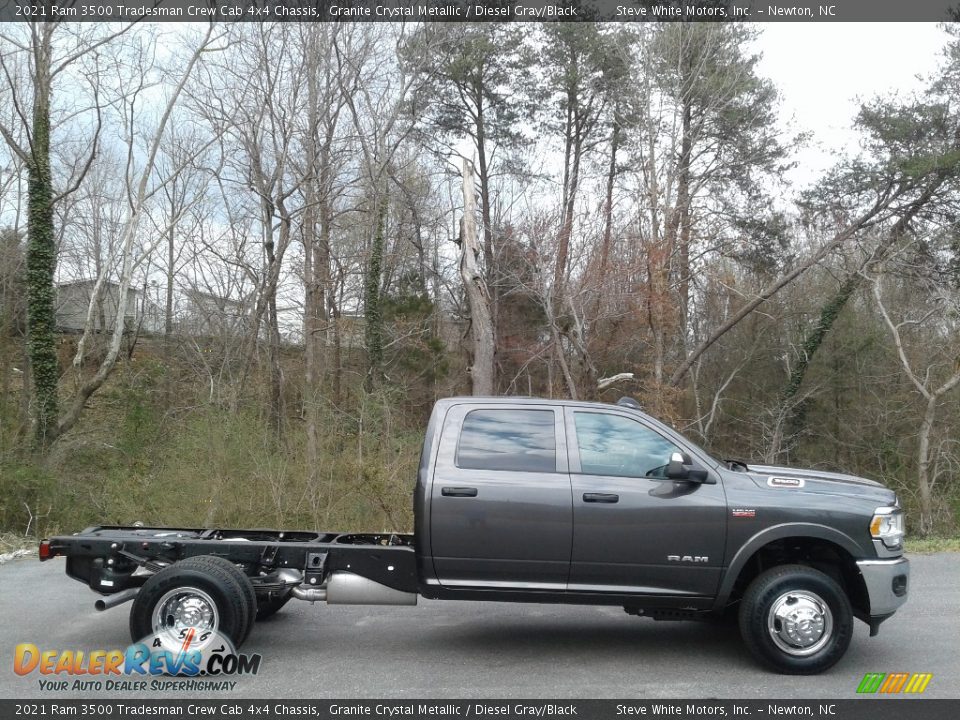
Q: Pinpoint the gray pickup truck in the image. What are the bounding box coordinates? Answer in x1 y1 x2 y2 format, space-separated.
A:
43 397 909 674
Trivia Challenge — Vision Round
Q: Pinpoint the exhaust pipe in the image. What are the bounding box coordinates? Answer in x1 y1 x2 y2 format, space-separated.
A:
287 572 417 606
290 586 327 602
95 588 139 612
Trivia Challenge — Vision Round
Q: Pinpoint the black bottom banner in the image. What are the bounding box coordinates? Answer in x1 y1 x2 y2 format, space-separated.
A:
2 700 957 720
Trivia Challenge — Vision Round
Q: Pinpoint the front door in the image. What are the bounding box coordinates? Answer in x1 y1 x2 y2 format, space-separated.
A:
566 408 726 597
430 403 572 589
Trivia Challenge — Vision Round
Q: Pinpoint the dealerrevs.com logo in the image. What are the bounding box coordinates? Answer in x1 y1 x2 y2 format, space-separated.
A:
14 629 262 692
856 672 933 694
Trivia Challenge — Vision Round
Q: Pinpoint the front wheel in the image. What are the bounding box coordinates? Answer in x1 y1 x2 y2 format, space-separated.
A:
738 564 853 674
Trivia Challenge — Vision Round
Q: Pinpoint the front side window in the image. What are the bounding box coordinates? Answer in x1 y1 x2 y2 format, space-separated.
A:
457 409 556 473
574 412 681 479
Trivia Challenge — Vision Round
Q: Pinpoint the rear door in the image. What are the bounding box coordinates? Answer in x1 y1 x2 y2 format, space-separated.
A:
429 403 572 589
566 407 727 597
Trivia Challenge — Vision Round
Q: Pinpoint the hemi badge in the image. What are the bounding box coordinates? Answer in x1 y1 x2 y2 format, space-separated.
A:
768 476 805 489
732 508 756 518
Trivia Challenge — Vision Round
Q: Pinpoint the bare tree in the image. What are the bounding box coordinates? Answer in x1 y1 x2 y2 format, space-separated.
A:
301 25 352 481
460 159 494 395
871 264 960 534
192 24 312 434
59 24 221 440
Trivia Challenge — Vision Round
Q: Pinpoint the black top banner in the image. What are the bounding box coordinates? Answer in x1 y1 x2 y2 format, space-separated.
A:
1 0 959 23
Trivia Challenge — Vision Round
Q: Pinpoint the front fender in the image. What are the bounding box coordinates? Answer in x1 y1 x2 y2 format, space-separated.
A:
713 522 866 611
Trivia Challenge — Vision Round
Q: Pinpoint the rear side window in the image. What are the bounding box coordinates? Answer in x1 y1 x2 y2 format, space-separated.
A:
456 409 556 473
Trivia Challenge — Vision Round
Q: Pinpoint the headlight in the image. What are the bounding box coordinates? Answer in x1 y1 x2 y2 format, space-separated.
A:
870 507 905 549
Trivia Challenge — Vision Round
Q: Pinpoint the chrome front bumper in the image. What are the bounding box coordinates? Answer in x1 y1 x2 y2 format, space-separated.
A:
856 556 910 616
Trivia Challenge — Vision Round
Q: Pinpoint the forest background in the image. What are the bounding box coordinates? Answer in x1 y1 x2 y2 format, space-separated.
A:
2 19 959 547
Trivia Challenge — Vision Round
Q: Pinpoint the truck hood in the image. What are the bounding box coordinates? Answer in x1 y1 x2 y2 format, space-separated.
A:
747 464 883 488
744 464 896 505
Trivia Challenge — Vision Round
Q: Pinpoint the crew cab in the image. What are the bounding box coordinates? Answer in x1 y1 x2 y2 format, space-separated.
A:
41 397 910 674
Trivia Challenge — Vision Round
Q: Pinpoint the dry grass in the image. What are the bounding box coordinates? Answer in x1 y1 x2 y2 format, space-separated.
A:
904 536 960 554
0 533 35 563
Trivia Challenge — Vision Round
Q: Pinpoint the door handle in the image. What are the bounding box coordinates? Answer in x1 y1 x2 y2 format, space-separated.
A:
583 492 619 503
442 487 478 497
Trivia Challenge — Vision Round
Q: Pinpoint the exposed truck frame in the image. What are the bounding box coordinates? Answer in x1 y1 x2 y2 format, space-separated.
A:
44 528 420 609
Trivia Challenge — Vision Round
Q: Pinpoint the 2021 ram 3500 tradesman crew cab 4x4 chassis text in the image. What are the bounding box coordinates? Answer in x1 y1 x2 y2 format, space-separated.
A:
41 397 909 674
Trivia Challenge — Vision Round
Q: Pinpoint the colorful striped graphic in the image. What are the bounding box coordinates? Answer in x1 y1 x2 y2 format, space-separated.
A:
857 672 933 694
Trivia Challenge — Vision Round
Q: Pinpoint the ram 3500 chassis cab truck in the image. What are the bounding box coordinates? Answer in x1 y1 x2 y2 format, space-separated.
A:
42 397 909 674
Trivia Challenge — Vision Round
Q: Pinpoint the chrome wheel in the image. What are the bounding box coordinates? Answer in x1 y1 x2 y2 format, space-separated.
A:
766 590 833 657
151 586 219 649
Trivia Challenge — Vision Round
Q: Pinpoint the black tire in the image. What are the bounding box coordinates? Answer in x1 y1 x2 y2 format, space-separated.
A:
129 556 254 649
198 556 257 644
738 564 853 675
255 593 292 621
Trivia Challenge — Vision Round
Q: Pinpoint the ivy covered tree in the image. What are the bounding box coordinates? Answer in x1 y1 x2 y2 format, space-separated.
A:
0 21 126 446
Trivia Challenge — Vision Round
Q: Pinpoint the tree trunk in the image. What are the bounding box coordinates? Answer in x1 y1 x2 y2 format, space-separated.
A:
676 100 693 327
316 148 333 348
303 220 319 474
646 240 669 387
474 88 498 388
551 326 578 400
165 221 175 337
303 36 322 483
594 113 620 319
266 210 288 437
553 80 589 399
554 98 576 295
331 267 344 407
917 395 936 535
785 275 858 406
364 198 386 387
460 159 495 396
0 233 17 429
25 27 58 447
238 199 292 407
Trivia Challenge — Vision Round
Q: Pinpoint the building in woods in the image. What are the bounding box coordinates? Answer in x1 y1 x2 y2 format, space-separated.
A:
56 279 143 333
328 310 366 348
57 283 257 340
309 310 465 352
177 289 251 338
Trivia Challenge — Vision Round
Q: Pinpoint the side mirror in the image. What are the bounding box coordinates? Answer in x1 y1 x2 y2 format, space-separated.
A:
667 452 712 483
666 452 689 480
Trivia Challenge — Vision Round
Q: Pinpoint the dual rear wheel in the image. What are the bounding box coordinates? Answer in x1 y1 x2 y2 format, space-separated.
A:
129 555 258 649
